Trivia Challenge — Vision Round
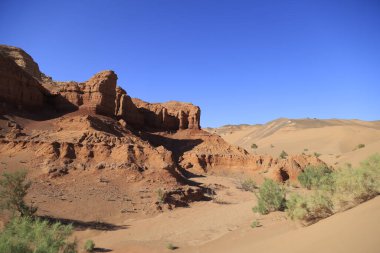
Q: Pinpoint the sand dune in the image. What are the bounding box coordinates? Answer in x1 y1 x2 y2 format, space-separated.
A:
206 118 380 167
181 196 380 253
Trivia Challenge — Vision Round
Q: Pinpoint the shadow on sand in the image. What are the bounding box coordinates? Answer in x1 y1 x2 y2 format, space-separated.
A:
38 216 128 231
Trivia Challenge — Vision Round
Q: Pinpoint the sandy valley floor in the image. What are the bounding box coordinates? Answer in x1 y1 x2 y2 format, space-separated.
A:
75 175 380 253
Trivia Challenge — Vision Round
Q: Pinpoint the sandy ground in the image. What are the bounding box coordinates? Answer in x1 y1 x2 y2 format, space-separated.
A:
180 195 380 253
74 175 380 253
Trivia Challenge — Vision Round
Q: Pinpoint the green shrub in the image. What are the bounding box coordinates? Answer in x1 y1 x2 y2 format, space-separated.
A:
239 178 257 192
334 165 379 205
156 188 167 204
298 165 334 190
84 240 95 252
252 179 286 214
314 152 321 158
286 192 333 223
166 243 177 250
250 220 262 228
353 143 365 150
0 216 77 253
251 143 258 149
0 170 37 217
279 150 288 159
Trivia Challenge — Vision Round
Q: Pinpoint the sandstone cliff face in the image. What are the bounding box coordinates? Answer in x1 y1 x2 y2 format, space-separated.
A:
0 48 44 109
131 98 201 131
115 86 144 127
0 45 201 132
48 71 117 116
0 45 42 80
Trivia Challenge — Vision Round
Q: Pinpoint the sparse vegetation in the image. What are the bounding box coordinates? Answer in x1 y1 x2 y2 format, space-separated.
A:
251 143 258 149
286 192 333 223
298 165 333 190
333 159 379 206
0 216 77 253
166 243 177 250
84 240 95 252
304 148 308 151
157 188 168 204
353 143 365 151
0 170 37 217
270 144 275 148
279 150 288 159
252 179 286 215
314 152 321 158
239 178 257 192
287 154 380 223
250 219 262 228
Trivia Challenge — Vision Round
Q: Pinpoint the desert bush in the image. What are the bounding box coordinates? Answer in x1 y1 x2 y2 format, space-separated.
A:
313 152 321 158
250 219 262 228
334 157 380 205
84 239 95 252
166 243 177 250
287 154 380 224
298 165 334 190
239 178 257 192
251 143 258 149
279 150 288 159
0 170 37 217
286 192 333 223
353 143 365 150
0 216 77 253
252 179 286 215
156 188 167 204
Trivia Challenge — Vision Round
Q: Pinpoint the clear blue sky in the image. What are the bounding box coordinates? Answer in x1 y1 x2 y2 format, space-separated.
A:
1 0 379 127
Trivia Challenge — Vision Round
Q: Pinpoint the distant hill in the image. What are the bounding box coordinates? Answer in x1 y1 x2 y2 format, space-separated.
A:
205 118 380 167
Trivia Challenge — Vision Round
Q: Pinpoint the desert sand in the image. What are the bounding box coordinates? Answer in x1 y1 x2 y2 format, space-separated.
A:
74 175 380 253
206 118 380 167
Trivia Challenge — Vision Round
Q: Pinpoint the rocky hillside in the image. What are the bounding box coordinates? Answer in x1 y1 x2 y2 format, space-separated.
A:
0 45 325 222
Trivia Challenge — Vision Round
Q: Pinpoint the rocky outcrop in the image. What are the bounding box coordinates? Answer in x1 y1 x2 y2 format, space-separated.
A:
131 99 201 131
115 86 144 128
0 48 45 109
45 71 118 116
0 45 42 80
160 129 328 182
268 155 325 182
0 45 201 132
82 70 117 116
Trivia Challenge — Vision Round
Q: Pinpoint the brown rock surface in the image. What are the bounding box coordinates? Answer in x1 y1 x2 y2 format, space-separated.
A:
0 45 42 80
0 48 45 109
132 98 201 130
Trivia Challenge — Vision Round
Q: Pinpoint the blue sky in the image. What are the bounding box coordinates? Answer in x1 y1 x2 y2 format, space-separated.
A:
1 0 379 127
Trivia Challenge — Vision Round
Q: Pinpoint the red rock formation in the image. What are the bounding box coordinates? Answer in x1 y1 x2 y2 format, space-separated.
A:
0 48 44 109
131 98 201 131
0 45 42 80
46 71 117 116
82 70 117 116
115 86 144 127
